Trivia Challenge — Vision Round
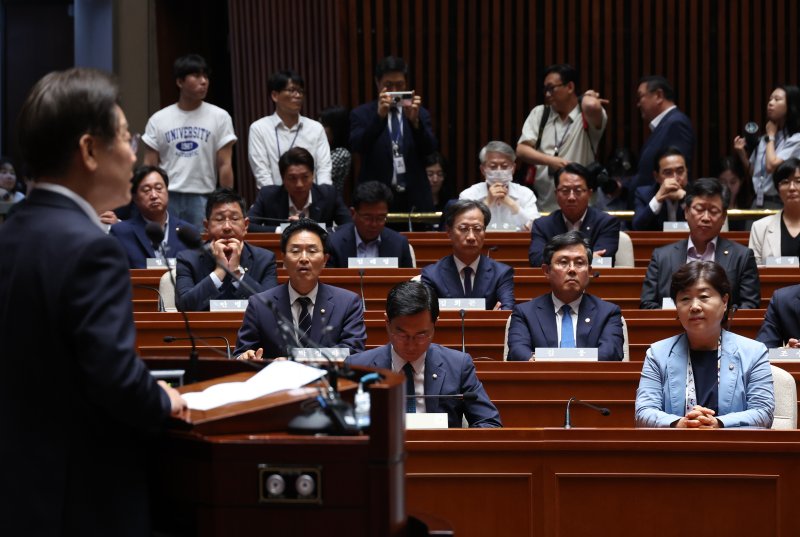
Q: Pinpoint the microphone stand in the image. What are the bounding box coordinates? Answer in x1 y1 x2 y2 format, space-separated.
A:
564 397 611 429
146 222 201 384
460 308 467 354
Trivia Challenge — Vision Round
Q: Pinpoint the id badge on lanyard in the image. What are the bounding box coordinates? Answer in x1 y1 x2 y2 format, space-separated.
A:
388 109 406 174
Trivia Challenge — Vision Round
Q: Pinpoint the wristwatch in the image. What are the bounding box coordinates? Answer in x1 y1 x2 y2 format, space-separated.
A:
765 136 774 143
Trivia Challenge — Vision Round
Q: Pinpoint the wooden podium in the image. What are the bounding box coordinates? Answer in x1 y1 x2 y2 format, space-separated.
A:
151 367 407 537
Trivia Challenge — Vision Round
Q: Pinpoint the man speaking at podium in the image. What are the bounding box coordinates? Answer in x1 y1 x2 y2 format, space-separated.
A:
0 68 188 536
346 281 502 428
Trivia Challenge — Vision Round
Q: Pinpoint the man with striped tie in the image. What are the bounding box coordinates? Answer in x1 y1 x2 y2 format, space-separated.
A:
234 219 366 360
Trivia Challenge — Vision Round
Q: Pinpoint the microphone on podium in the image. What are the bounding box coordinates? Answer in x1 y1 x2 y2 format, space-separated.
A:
163 335 233 360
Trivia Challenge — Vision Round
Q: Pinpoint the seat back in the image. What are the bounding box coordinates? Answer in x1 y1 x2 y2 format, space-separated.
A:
614 231 634 267
159 269 178 312
771 365 797 429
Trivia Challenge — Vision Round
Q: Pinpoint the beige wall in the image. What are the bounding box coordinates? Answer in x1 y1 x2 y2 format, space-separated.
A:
114 0 159 145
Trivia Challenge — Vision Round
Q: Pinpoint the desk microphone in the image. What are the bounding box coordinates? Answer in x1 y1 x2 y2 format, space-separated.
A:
564 396 610 429
148 222 201 383
163 335 232 360
459 308 467 354
133 284 164 312
591 271 601 279
406 392 478 401
408 206 416 232
486 245 499 259
358 268 366 311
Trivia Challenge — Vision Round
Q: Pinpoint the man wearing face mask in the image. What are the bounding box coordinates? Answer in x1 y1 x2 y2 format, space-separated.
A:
459 141 540 231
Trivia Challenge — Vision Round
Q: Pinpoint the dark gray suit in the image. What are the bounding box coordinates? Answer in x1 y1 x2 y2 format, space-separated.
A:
640 237 761 309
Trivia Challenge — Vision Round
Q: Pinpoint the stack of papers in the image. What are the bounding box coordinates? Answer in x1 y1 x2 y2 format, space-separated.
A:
182 361 326 411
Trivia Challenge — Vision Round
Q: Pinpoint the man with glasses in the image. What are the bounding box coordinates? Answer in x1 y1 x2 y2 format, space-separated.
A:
0 67 188 535
640 178 760 309
350 56 438 213
632 75 695 194
327 181 414 267
248 147 350 232
346 281 501 428
459 141 540 230
508 231 624 361
142 54 237 228
175 188 278 311
248 69 332 188
516 63 609 212
421 199 515 310
632 146 690 231
528 163 620 266
110 165 196 268
234 220 366 360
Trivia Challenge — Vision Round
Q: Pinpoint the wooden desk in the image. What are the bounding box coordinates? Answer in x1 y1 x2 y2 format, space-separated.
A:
131 265 799 313
135 308 774 362
405 428 800 537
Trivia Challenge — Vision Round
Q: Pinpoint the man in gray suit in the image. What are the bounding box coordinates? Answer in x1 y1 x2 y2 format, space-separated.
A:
640 177 760 309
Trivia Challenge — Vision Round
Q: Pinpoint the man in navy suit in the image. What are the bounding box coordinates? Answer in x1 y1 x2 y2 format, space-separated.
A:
528 163 620 266
632 76 695 194
510 231 624 361
0 68 187 536
346 281 501 428
109 165 194 268
234 220 366 359
350 56 438 213
176 188 278 311
421 199 515 310
640 178 761 309
757 284 800 348
327 181 414 267
248 147 351 232
631 146 689 231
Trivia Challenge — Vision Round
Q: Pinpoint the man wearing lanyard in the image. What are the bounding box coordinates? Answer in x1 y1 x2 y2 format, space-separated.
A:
248 70 332 188
516 63 609 212
350 56 438 214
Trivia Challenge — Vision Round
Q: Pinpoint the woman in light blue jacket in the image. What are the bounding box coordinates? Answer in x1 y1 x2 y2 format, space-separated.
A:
635 261 774 428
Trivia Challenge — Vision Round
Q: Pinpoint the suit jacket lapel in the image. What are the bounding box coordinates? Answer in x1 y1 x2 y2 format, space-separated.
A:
310 284 335 344
132 214 156 258
766 212 781 259
423 346 446 413
308 185 323 221
714 238 733 271
666 335 689 415
536 295 559 347
371 345 394 369
472 256 492 299
669 240 688 273
342 226 358 259
717 331 739 415
553 210 569 235
576 296 597 346
442 256 465 297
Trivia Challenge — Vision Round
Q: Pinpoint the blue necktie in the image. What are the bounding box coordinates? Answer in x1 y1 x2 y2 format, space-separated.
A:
560 304 575 348
463 266 473 295
403 362 416 413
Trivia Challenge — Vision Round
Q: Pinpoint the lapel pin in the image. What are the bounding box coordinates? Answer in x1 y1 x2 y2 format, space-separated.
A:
585 226 591 231
729 364 734 370
723 250 729 255
432 373 438 379
320 308 326 314
585 318 590 323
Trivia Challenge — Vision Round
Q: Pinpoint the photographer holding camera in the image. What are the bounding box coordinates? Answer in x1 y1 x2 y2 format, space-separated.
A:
350 56 438 215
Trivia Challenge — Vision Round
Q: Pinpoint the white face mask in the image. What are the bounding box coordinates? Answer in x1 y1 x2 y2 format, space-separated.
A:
485 169 513 185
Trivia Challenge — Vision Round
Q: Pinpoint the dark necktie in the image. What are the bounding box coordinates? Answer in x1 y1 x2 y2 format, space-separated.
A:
297 297 312 338
463 266 473 295
403 362 416 413
219 276 236 299
560 304 575 348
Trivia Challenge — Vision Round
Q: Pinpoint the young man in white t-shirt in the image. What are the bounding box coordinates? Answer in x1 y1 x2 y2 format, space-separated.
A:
142 54 237 227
